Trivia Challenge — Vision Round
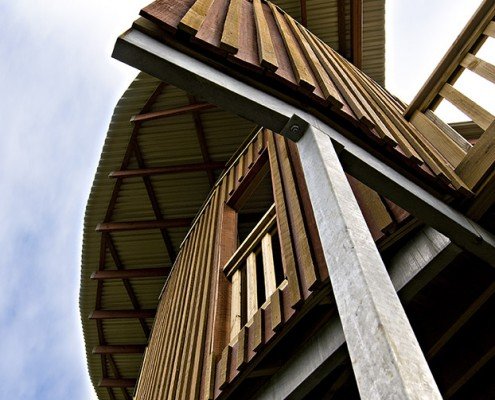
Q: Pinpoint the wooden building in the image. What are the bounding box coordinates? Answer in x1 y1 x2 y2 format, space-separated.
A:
80 1 495 399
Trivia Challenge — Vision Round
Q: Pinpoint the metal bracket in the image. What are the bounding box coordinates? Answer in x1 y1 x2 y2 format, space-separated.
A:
280 114 309 142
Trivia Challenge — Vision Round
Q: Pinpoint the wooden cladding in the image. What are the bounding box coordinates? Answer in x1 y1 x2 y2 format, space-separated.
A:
131 128 416 399
137 0 473 195
133 187 221 399
207 131 328 399
132 129 329 400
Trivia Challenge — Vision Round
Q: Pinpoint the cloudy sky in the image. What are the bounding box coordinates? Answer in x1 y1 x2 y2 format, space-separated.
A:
0 0 484 399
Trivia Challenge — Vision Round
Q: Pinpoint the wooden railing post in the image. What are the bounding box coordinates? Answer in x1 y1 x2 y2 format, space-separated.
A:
261 233 277 298
246 252 258 322
230 270 242 342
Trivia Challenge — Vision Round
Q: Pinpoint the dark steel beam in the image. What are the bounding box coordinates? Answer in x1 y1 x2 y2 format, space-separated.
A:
130 102 216 123
109 162 226 179
89 309 156 319
98 378 137 388
104 83 167 223
91 268 168 280
188 95 216 186
105 234 151 337
96 218 193 232
93 345 146 354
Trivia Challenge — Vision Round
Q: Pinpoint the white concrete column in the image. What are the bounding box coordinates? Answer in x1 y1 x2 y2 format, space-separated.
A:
296 126 442 400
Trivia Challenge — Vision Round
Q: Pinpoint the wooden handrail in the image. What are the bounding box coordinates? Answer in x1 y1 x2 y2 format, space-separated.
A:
404 0 495 119
223 204 276 277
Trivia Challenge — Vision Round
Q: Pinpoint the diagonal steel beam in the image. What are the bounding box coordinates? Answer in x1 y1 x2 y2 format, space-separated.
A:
112 29 495 267
188 94 216 186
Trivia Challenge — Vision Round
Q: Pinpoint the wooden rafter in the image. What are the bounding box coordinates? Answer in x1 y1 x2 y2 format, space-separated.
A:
96 218 192 232
91 268 168 280
89 310 156 319
108 161 226 179
93 345 146 354
99 378 137 388
188 95 216 186
350 0 363 69
130 102 216 123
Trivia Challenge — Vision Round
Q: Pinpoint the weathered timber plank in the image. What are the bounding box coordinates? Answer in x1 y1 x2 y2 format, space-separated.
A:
456 120 495 189
267 133 302 309
302 29 375 128
170 208 209 398
286 18 343 108
246 252 258 321
439 83 494 130
410 111 466 167
253 0 278 70
236 326 247 370
188 191 221 400
268 2 315 91
179 0 216 35
221 0 242 52
203 353 216 400
347 175 393 241
485 21 495 38
217 345 232 389
275 135 318 293
270 288 283 331
461 53 495 84
250 309 263 352
261 232 277 298
230 269 242 342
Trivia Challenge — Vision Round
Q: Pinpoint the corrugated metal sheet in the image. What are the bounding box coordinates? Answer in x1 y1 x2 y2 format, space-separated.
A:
80 73 257 400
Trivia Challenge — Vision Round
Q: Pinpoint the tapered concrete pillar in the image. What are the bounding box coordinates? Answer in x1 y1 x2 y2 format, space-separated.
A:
296 126 442 400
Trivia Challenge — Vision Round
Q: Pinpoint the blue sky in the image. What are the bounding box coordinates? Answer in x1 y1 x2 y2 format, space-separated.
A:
0 1 484 399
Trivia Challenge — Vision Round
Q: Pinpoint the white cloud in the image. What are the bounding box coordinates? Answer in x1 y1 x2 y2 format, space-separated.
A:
0 1 148 398
0 1 487 399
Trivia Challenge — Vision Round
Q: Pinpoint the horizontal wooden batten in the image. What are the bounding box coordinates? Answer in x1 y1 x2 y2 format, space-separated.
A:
90 268 168 280
439 84 494 130
95 218 193 232
89 309 156 319
93 345 146 354
130 102 216 123
98 378 137 388
109 162 226 178
405 0 495 117
223 204 276 278
461 53 495 84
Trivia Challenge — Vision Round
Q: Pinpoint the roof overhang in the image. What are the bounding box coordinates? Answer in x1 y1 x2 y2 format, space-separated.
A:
113 28 495 265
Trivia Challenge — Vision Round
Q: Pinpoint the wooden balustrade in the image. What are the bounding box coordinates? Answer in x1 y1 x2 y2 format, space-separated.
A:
404 0 495 218
406 2 495 171
225 204 282 342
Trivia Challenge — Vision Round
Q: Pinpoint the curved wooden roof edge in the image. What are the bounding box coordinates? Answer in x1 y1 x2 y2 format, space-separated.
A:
132 0 473 198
